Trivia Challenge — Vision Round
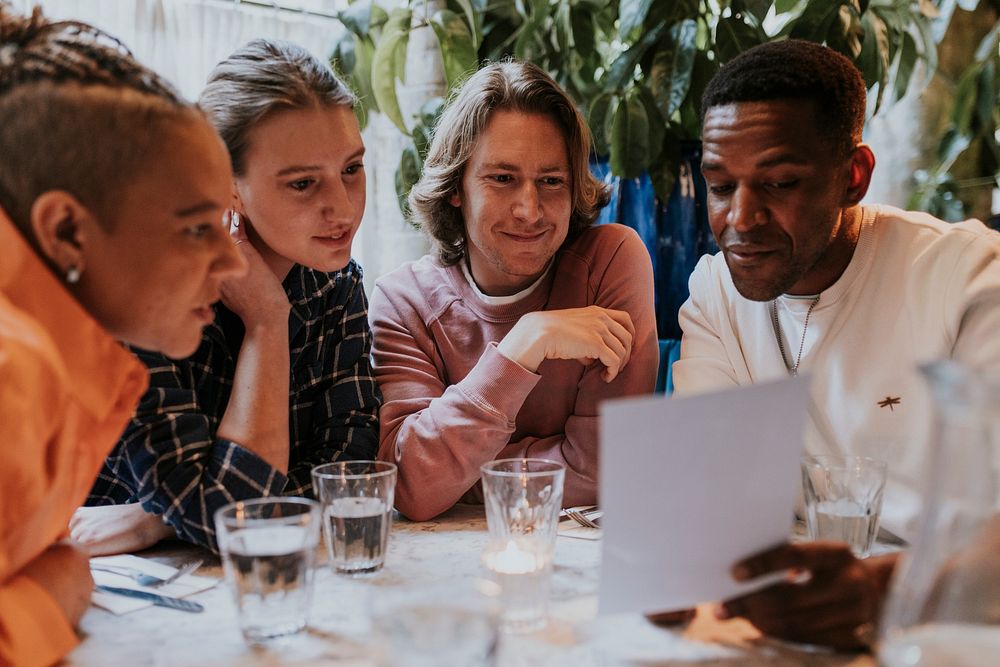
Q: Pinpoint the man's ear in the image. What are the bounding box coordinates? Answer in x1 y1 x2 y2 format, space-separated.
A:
843 144 875 207
29 191 96 280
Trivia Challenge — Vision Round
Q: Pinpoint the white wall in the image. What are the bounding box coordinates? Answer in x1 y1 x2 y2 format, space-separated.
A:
18 0 431 287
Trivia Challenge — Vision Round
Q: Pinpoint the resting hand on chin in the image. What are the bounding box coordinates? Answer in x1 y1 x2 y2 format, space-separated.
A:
716 542 897 650
69 504 174 556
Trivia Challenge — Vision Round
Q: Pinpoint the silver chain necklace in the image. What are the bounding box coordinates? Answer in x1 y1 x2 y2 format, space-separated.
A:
769 296 820 376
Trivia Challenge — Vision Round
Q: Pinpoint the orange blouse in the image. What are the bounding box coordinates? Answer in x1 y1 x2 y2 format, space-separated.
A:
0 211 147 667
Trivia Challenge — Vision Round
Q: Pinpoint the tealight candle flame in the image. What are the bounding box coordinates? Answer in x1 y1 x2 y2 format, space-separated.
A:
489 541 538 575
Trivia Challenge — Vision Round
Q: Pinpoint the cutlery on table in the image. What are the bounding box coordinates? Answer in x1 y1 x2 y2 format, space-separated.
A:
563 507 602 529
94 585 204 613
91 559 204 589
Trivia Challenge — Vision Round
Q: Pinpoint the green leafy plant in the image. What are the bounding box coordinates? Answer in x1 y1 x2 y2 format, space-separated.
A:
910 18 999 221
331 0 941 216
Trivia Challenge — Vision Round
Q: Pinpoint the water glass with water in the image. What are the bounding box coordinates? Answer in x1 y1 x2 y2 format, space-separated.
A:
802 454 887 558
214 497 321 644
311 461 396 576
480 458 565 632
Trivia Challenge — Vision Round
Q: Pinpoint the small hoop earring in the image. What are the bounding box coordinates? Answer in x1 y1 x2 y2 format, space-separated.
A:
66 265 81 284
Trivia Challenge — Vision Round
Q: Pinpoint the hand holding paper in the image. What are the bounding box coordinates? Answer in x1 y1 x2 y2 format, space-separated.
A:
598 376 809 615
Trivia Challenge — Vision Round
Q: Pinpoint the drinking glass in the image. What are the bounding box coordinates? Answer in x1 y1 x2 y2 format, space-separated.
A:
311 461 396 576
801 454 888 558
371 579 502 666
215 497 321 644
880 362 1000 666
480 458 565 632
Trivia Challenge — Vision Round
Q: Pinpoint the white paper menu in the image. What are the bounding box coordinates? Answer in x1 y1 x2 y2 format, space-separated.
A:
598 376 809 614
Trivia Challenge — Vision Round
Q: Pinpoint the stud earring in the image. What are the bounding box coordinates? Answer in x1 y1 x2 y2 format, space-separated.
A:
66 265 81 284
231 211 241 228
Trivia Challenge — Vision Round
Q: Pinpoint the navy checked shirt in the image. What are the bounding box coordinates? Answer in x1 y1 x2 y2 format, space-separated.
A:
87 260 381 550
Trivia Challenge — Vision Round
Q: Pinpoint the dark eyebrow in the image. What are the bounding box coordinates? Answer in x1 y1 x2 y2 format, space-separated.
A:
756 153 809 168
275 148 367 177
701 154 809 173
174 201 220 217
480 162 568 173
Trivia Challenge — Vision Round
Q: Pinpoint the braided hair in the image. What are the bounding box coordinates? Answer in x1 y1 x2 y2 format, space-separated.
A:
0 1 198 238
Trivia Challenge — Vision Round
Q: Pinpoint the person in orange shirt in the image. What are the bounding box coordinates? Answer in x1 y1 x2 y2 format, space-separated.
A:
0 4 245 666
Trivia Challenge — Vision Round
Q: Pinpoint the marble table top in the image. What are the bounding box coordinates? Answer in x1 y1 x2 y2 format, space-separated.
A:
69 504 876 666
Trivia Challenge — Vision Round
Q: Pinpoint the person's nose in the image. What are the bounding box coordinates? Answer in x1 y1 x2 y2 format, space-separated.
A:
321 177 359 226
728 186 768 233
511 182 543 224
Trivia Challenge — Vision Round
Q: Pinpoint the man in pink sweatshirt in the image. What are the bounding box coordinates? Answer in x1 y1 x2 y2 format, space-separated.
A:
369 61 658 521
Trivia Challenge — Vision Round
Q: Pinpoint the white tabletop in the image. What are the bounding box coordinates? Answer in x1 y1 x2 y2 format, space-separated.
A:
69 504 876 666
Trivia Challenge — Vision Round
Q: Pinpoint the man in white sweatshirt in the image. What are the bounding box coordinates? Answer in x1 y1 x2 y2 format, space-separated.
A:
670 39 1000 649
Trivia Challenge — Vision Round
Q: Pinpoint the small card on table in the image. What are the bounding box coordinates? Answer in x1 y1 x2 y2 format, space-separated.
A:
598 376 809 615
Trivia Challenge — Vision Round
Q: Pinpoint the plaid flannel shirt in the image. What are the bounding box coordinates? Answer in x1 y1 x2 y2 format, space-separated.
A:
87 260 381 550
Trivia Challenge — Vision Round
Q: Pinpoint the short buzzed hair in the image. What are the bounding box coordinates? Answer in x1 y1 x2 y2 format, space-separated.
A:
701 39 866 158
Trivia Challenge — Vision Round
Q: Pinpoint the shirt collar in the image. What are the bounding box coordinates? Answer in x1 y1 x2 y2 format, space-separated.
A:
459 258 553 306
0 210 147 420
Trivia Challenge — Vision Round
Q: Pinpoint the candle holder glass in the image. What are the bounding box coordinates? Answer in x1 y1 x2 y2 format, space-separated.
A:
480 458 565 632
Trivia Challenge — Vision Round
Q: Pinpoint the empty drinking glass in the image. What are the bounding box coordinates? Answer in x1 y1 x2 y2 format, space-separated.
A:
215 497 321 644
802 454 888 558
480 458 565 632
311 461 396 576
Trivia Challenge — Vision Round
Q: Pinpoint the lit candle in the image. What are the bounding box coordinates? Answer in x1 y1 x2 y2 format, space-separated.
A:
487 540 539 575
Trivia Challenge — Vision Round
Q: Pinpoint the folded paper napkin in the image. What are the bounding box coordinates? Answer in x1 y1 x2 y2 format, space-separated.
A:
558 507 603 541
90 554 219 614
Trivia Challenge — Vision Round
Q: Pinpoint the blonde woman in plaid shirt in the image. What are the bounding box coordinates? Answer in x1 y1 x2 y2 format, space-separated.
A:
72 39 381 553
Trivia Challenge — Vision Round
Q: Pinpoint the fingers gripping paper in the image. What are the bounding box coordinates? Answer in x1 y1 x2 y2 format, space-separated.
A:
598 376 809 614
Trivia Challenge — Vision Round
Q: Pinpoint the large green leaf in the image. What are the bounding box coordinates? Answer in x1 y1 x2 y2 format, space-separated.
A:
742 0 774 24
788 0 845 41
952 64 981 136
827 3 864 61
638 84 666 162
649 129 680 202
588 92 614 156
372 7 412 134
715 14 766 64
354 36 379 114
609 90 650 179
571 8 596 60
395 143 422 219
339 2 373 37
858 11 890 111
604 20 668 91
555 0 573 51
976 60 996 133
619 0 654 39
331 31 357 75
453 0 483 48
648 19 697 120
430 9 478 90
912 11 938 86
891 31 917 103
513 0 551 60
